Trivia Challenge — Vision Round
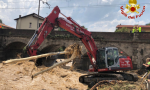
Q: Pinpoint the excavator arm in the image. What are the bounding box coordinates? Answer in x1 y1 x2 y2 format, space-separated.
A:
26 6 98 70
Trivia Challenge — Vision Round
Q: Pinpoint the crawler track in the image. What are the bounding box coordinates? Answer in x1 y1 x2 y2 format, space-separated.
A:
115 72 138 81
79 72 138 87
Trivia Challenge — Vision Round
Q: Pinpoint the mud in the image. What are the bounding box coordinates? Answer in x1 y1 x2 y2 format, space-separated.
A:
0 60 148 90
0 61 88 90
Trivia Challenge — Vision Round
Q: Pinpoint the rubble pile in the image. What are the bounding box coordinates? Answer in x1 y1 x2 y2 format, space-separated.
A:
0 61 87 90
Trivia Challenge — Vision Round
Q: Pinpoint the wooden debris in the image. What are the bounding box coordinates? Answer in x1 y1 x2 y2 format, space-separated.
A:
32 43 81 78
2 51 69 64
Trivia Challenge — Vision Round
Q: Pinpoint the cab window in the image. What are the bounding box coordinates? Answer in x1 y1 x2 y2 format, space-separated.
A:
107 49 114 66
113 49 119 63
96 50 106 69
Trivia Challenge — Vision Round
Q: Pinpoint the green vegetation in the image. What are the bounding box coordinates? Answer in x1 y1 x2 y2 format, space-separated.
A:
23 46 27 54
0 19 2 23
115 27 130 33
9 32 11 35
57 46 66 51
81 26 88 30
47 33 104 40
47 34 76 39
146 23 150 25
58 27 66 31
58 26 88 31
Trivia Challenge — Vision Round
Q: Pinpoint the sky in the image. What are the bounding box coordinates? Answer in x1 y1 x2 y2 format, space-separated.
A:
0 0 149 32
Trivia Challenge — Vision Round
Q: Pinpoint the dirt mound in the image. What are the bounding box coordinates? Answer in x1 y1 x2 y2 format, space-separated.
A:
96 81 144 90
0 60 148 90
0 61 87 90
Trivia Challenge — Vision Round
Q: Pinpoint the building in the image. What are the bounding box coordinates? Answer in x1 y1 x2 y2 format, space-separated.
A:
14 13 45 30
0 23 15 29
116 25 150 32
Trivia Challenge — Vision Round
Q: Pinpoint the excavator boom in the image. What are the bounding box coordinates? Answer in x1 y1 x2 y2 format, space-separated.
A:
26 6 97 70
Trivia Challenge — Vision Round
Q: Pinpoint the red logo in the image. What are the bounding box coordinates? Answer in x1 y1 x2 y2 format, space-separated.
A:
120 0 145 19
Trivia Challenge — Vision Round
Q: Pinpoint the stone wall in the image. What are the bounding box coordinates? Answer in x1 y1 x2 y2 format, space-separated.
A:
1 29 150 69
0 29 35 37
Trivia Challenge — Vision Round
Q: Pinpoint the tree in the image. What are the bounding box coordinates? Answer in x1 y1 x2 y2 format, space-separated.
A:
81 26 88 30
58 27 66 31
146 23 150 25
115 27 130 33
0 19 2 23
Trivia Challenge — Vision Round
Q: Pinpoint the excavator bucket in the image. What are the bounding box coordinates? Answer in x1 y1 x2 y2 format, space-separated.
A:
42 56 57 67
35 55 57 67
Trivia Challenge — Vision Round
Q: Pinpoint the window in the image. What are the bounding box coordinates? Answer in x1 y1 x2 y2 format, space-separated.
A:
107 49 114 66
97 49 106 69
113 49 119 63
99 50 105 61
29 22 32 28
39 23 42 28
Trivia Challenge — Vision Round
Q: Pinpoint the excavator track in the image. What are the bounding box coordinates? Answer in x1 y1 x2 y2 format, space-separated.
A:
79 72 138 87
115 72 138 81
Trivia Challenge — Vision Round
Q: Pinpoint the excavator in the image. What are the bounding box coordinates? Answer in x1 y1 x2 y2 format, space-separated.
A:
26 6 138 87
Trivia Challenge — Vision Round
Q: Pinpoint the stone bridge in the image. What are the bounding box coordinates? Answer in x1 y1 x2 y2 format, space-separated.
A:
0 29 150 70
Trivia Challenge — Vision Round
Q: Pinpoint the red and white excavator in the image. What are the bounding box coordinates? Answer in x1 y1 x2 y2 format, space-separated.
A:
26 6 138 87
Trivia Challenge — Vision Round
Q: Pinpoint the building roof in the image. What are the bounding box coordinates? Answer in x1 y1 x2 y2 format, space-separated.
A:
116 25 150 28
14 13 45 20
0 23 15 29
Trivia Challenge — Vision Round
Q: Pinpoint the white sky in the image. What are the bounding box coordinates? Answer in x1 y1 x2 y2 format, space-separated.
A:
0 0 149 32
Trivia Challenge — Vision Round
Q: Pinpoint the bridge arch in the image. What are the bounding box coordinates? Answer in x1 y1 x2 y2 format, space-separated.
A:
4 42 26 60
5 37 29 46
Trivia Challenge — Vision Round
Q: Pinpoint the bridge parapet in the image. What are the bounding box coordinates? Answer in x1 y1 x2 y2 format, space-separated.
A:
0 29 35 37
1 29 150 42
138 32 150 40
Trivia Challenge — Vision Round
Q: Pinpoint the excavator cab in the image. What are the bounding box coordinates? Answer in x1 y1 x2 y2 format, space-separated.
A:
96 47 120 69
